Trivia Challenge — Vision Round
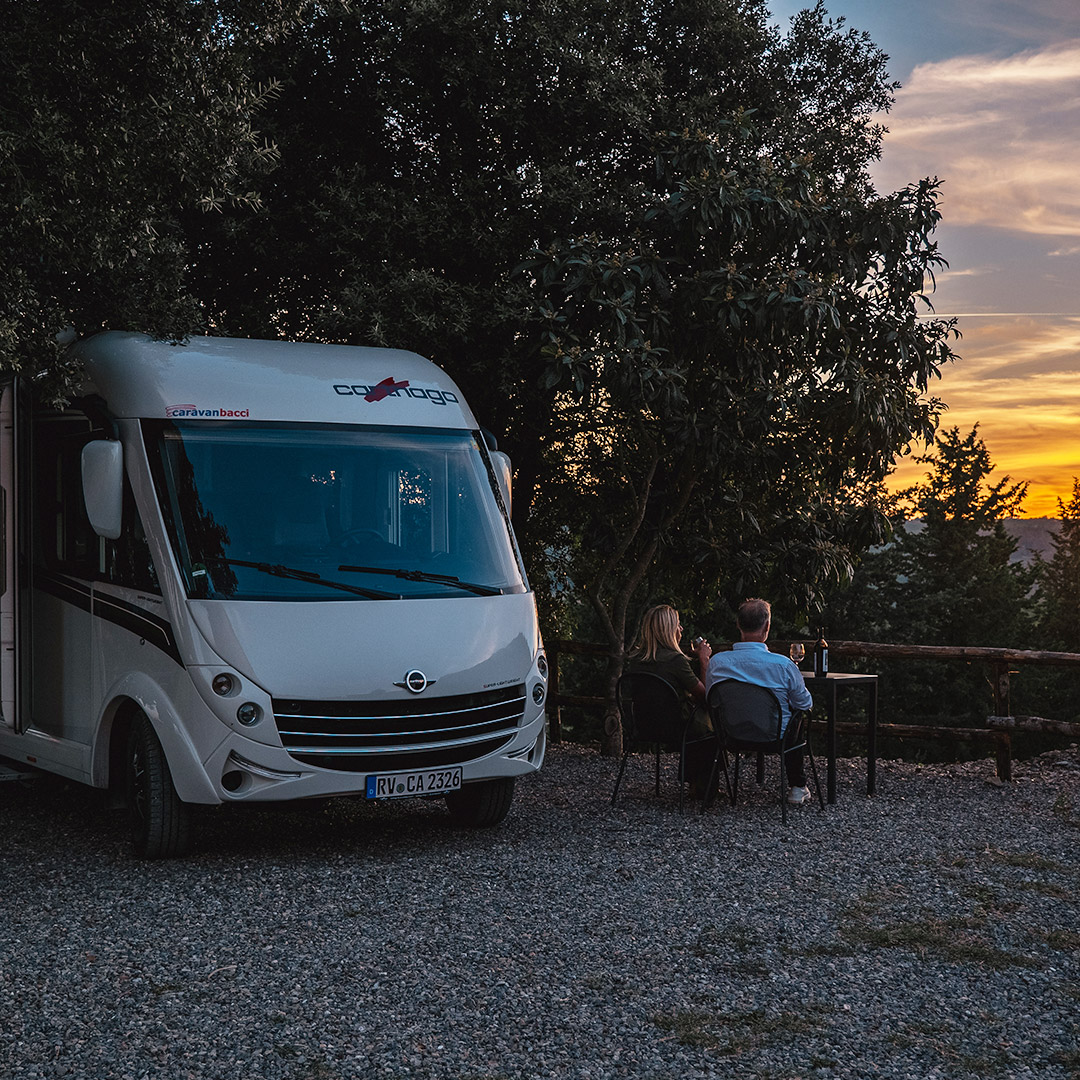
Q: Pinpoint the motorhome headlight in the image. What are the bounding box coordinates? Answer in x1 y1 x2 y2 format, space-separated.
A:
212 673 236 697
536 654 548 680
236 702 262 727
532 683 546 706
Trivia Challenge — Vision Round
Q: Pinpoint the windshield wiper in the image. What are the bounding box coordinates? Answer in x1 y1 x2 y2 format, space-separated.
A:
337 563 503 596
202 557 401 599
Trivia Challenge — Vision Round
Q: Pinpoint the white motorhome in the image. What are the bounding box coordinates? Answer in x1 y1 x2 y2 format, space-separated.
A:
0 333 547 856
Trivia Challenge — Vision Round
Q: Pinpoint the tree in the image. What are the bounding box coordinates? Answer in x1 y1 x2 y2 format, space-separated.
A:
523 118 956 745
0 0 309 398
894 426 1032 650
176 0 959 749
187 0 792 536
828 426 1035 726
1040 478 1080 653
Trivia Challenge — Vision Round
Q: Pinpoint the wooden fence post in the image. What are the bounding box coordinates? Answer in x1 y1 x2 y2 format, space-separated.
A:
990 661 1011 718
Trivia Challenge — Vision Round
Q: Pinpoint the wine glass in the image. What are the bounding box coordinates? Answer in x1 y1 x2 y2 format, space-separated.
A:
789 642 805 667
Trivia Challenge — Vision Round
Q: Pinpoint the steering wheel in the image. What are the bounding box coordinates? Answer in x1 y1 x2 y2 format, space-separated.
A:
332 528 385 549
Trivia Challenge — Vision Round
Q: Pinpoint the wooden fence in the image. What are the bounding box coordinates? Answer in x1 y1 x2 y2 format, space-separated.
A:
545 637 1080 775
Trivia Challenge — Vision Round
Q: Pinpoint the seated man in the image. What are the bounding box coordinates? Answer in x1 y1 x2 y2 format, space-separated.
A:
705 598 814 805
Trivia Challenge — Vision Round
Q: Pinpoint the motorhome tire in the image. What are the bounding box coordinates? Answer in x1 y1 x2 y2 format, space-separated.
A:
127 714 191 859
445 777 515 827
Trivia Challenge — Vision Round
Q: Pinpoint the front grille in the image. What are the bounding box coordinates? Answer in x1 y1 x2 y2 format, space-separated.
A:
272 684 526 772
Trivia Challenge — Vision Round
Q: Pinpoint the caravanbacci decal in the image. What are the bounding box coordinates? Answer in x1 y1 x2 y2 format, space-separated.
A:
333 378 459 406
166 404 251 418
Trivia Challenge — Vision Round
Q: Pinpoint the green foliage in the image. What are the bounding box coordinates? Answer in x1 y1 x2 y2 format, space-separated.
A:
523 117 956 653
827 426 1037 725
1025 478 1080 724
0 0 310 399
1040 478 1080 652
179 0 958 654
893 426 1033 649
5 0 961 692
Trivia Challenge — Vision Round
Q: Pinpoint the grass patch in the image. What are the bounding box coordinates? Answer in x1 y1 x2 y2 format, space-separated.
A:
982 848 1070 873
690 923 759 955
653 1004 832 1055
653 1008 723 1050
954 1047 1018 1075
1017 879 1070 898
582 972 634 994
958 881 997 904
839 903 1043 971
800 941 858 958
886 1017 1019 1078
1043 929 1080 951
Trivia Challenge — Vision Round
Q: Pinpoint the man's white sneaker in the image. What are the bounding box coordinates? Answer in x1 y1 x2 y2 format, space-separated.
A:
787 786 810 805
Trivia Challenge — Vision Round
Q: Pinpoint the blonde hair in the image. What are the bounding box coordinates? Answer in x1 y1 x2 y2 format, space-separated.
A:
630 604 683 661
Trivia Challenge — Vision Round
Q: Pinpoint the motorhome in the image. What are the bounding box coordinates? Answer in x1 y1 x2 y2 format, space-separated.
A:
0 333 547 856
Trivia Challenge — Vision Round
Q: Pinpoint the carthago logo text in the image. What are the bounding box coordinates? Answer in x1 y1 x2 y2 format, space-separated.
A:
334 378 459 406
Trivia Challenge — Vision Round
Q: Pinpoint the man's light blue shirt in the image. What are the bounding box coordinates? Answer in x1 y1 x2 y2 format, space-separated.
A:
705 641 813 734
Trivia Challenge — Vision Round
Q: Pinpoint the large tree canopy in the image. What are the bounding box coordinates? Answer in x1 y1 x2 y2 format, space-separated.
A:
5 1 961 748
522 123 954 659
183 1 955 601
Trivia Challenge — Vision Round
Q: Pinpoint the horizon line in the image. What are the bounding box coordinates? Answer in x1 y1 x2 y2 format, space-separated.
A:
918 312 1080 319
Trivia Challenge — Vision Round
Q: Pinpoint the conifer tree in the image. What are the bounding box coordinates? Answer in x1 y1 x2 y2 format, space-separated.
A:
830 426 1036 726
1040 479 1080 653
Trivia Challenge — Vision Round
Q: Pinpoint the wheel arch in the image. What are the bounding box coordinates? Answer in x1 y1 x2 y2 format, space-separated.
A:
92 674 220 804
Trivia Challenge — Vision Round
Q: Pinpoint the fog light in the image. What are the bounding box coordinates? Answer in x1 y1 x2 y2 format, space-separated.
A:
532 683 546 706
221 770 244 792
236 702 262 726
212 673 235 696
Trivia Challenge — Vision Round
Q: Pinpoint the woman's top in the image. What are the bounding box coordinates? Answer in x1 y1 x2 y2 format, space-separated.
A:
627 646 699 696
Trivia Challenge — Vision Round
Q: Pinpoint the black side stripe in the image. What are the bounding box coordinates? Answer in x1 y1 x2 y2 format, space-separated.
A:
35 572 184 666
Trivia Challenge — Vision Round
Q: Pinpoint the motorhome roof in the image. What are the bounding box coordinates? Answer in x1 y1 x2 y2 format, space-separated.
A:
69 332 478 428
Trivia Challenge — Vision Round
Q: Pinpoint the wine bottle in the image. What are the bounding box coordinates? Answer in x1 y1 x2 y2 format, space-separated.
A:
813 626 829 677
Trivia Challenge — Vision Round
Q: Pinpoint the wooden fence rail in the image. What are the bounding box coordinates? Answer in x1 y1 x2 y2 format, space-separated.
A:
544 637 1080 770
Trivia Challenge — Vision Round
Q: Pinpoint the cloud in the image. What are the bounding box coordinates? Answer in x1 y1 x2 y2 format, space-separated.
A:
874 41 1080 236
933 264 996 282
933 0 1080 53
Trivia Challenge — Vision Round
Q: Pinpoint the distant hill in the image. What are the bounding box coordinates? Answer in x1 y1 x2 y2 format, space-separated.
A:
902 518 1060 565
1004 518 1060 565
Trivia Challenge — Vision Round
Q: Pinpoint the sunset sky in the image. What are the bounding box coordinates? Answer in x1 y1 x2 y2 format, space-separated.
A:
771 0 1080 517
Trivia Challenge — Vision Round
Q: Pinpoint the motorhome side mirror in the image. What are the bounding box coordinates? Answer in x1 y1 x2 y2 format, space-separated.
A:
490 450 512 516
81 440 123 540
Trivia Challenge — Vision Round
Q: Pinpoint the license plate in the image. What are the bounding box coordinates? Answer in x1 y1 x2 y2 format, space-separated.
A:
366 766 463 799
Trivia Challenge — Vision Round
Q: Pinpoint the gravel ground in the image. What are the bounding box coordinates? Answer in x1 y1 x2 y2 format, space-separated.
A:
1 742 1078 1080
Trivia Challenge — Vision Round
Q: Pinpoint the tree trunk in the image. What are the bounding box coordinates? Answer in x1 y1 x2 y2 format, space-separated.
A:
600 646 625 758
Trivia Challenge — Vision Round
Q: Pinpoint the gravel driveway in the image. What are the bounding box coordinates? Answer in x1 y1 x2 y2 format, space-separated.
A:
2 743 1078 1080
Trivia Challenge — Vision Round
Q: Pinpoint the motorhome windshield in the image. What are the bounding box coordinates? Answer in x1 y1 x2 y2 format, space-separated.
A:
144 421 526 601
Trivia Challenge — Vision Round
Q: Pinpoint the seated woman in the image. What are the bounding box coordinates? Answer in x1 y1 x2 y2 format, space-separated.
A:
626 604 714 796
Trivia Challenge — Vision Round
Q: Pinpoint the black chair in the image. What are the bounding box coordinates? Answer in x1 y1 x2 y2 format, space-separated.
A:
612 672 713 814
706 679 824 823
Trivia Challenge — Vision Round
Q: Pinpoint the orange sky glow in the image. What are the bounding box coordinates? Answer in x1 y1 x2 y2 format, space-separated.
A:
872 13 1080 518
771 1 1080 519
